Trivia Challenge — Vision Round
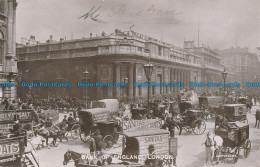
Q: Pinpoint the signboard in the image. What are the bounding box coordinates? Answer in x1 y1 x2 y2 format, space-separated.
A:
137 133 169 164
0 124 13 134
122 119 163 132
0 110 32 123
0 141 20 158
169 138 178 157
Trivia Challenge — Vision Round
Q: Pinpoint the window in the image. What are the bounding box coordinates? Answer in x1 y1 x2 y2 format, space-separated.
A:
138 47 142 51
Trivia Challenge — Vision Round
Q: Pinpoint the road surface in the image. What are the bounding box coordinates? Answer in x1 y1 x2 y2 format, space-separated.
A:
34 105 260 167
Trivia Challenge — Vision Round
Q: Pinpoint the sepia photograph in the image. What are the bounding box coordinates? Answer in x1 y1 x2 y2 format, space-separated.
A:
0 0 260 166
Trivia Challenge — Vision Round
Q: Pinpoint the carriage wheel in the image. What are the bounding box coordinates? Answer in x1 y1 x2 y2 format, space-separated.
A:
244 139 251 158
192 120 206 135
103 135 113 150
71 124 80 139
80 130 91 142
232 147 239 164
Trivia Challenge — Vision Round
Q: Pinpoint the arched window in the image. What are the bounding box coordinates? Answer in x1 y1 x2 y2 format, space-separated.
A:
0 31 3 64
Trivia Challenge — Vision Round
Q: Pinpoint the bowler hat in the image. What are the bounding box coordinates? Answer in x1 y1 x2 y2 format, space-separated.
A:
148 144 155 150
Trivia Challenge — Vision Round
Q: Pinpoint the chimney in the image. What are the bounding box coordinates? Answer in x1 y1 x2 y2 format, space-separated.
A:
90 33 92 38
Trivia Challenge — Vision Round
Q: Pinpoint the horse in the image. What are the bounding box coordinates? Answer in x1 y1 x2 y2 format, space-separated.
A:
34 125 61 148
63 150 83 166
203 132 223 165
56 121 69 142
255 109 260 129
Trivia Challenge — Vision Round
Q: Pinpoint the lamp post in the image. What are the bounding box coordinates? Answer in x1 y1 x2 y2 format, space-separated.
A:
143 58 154 113
222 68 228 106
124 77 128 102
83 70 89 108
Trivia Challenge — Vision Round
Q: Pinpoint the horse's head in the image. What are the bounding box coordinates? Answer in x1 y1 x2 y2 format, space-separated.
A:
63 150 72 165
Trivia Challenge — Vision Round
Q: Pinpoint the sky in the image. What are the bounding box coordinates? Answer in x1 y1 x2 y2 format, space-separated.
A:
16 0 260 51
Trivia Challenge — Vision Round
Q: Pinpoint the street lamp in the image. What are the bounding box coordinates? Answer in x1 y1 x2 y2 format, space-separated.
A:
143 58 154 113
123 77 128 102
222 68 228 105
83 70 89 108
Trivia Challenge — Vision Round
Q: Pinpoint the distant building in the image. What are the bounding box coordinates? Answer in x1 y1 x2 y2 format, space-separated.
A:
219 47 260 88
183 41 228 90
17 30 214 100
0 0 18 100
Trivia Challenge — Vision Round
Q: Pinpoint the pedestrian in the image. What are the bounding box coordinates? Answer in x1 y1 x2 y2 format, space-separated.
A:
144 144 161 166
89 135 96 155
202 132 214 166
94 130 103 154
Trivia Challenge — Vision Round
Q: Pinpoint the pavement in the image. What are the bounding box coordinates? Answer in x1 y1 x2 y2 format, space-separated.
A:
35 104 260 167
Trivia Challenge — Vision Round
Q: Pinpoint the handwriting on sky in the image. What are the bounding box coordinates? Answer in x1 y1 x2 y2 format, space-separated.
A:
79 4 180 24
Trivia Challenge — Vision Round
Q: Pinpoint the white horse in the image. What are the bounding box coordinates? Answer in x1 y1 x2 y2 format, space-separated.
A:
203 132 223 165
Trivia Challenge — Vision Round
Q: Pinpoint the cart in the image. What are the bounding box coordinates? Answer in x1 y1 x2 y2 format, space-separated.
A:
215 104 248 128
78 108 111 142
122 129 176 166
78 108 121 149
214 121 251 164
174 109 206 135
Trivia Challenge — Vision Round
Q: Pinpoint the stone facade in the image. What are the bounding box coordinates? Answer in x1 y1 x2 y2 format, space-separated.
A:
219 47 260 88
0 0 18 100
17 30 224 100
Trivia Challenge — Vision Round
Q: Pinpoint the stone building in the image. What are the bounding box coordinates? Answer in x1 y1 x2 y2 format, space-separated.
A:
17 30 224 100
0 0 18 100
219 47 260 88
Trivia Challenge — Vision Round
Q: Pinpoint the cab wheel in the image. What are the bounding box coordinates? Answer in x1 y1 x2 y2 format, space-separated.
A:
244 139 251 158
71 124 80 139
232 147 239 164
103 135 113 150
80 130 90 142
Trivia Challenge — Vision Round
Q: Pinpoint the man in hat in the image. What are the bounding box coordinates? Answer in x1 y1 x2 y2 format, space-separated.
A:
145 144 160 166
12 116 22 136
94 130 103 154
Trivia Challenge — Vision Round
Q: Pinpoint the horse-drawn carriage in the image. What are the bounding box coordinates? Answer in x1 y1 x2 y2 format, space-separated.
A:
174 109 206 135
214 121 251 164
78 108 122 149
56 119 80 139
215 104 248 128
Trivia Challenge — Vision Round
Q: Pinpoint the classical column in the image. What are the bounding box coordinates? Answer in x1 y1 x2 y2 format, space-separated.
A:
186 70 189 90
115 63 121 99
153 66 157 95
180 69 183 91
174 69 177 93
108 64 113 98
13 1 17 57
128 63 134 99
7 0 13 58
177 69 180 92
170 68 173 94
163 67 166 95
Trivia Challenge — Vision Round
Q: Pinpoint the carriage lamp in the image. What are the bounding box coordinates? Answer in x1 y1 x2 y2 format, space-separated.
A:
83 70 90 108
143 57 154 113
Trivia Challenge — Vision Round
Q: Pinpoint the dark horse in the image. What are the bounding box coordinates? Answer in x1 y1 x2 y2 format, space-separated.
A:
255 109 260 129
34 125 61 148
